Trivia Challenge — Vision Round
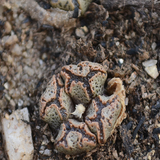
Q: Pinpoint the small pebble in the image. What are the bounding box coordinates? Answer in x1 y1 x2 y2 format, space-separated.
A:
45 36 52 42
36 126 40 130
142 60 157 67
11 44 22 56
10 99 16 107
42 53 47 60
145 106 150 110
75 26 88 38
26 40 33 49
118 58 124 64
151 12 158 19
4 21 12 34
39 59 43 66
3 35 18 46
39 146 45 154
125 97 129 106
4 82 9 90
142 60 159 79
18 99 23 107
145 8 148 13
5 113 10 120
24 65 35 76
76 28 85 38
151 42 157 50
43 149 52 156
116 41 120 46
4 94 11 101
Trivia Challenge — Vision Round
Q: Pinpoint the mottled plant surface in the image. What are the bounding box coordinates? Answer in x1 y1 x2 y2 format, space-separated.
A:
0 0 160 159
39 62 125 155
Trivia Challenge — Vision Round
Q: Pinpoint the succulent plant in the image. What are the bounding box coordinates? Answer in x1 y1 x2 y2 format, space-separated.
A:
39 61 126 155
50 0 93 15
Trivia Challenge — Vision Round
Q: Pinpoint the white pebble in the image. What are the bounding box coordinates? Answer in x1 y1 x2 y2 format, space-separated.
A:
39 59 43 66
36 126 40 130
4 82 9 90
18 99 23 107
142 59 157 67
116 41 120 46
43 149 52 156
1 108 34 160
24 66 35 76
142 60 159 79
118 58 124 64
145 65 159 79
39 146 45 154
151 42 157 50
125 97 129 106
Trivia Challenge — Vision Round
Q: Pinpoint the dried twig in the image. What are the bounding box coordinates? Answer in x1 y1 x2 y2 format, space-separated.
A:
132 116 145 140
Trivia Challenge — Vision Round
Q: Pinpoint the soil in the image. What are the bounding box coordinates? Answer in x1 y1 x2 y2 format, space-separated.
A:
0 0 160 160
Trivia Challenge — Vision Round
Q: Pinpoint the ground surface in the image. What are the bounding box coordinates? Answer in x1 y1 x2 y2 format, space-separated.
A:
0 0 160 160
